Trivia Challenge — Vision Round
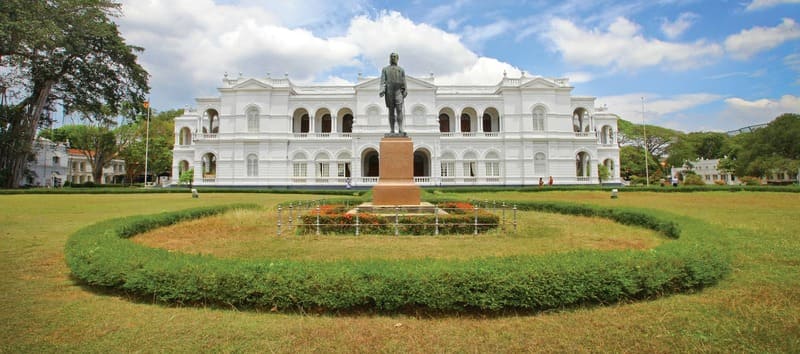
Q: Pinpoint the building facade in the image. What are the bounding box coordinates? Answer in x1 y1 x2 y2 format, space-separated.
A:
670 158 738 185
171 74 621 187
24 138 126 187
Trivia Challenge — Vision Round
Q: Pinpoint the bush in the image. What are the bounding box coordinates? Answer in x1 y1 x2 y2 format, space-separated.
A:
683 174 705 185
740 176 761 186
65 201 730 314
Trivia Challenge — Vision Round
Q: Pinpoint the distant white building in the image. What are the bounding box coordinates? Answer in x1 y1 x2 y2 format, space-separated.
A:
24 137 126 187
171 73 621 187
24 137 69 187
671 158 738 185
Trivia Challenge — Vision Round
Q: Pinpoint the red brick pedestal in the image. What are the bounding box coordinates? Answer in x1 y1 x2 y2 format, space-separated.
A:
372 136 421 205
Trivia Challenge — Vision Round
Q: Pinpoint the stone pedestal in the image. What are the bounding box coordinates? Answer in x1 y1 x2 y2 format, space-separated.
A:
372 136 421 205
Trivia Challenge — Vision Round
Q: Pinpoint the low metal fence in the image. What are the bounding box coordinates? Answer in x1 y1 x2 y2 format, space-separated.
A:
276 200 518 236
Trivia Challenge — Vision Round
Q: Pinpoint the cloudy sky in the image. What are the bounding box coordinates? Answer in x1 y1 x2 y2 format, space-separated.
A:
116 0 800 132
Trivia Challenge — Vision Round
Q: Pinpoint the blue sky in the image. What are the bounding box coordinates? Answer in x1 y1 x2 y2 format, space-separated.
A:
116 0 799 132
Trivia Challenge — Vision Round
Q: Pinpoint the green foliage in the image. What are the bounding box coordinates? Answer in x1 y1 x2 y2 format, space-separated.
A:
598 163 610 183
730 114 800 178
65 200 729 313
179 168 194 188
117 109 181 183
618 118 681 158
666 131 731 167
739 176 761 186
683 174 705 185
42 124 120 183
620 145 661 181
0 0 149 188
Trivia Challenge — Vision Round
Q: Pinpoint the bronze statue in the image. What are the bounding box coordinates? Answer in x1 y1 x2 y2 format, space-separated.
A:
379 52 407 136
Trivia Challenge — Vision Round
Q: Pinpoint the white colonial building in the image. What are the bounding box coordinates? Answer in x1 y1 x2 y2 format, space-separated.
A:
171 73 620 187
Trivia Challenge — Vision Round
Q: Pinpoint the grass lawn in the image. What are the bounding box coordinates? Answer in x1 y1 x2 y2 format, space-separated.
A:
1 191 798 352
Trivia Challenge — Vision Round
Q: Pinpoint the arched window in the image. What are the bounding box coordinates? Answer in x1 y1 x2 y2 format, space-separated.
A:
321 114 332 133
601 125 614 144
440 151 455 180
202 153 216 176
315 153 330 182
342 114 353 133
205 109 219 133
246 108 259 133
534 152 546 176
463 151 477 179
179 160 190 175
460 113 471 133
300 114 310 133
292 152 308 183
246 154 258 177
414 149 431 177
179 127 192 145
533 107 545 131
576 152 591 178
361 149 379 177
485 151 500 181
572 108 590 133
439 113 450 132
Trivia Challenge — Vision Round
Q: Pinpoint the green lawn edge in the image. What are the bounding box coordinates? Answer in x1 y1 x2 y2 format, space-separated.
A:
64 201 730 314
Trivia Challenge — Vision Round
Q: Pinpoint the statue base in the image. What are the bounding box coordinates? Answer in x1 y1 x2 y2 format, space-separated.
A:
372 136 420 206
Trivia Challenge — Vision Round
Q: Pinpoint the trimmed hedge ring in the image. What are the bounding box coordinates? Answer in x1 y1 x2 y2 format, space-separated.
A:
65 202 730 313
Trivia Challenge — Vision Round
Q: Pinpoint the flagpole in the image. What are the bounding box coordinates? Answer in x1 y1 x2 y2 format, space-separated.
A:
144 100 150 187
642 97 649 187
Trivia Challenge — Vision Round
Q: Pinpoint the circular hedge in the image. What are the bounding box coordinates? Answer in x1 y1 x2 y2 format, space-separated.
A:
65 201 730 313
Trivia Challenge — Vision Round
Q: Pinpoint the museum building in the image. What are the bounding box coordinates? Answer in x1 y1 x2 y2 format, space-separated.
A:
170 73 621 187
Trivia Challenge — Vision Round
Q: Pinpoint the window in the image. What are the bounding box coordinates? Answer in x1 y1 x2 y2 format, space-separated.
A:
463 162 476 177
337 163 351 177
247 108 259 132
441 161 455 177
533 107 545 131
246 154 258 177
342 114 353 133
486 161 500 177
460 114 471 132
80 162 85 172
293 163 307 177
52 156 60 165
317 162 329 178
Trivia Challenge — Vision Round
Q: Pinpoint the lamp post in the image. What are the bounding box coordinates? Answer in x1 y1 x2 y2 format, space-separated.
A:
642 97 649 187
144 100 150 187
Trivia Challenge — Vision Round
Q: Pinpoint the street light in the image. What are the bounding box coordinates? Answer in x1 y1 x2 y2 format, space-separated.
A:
144 100 150 187
642 97 649 187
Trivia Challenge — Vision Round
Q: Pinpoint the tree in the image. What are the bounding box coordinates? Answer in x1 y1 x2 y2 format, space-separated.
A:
0 0 149 188
619 145 660 182
179 169 194 189
117 109 179 184
597 163 610 184
666 131 730 167
617 119 680 159
731 113 800 178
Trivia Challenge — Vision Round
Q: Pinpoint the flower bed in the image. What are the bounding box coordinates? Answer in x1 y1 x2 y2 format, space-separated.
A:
296 202 500 235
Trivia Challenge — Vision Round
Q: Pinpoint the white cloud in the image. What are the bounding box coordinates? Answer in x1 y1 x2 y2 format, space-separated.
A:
436 57 522 85
721 95 800 128
597 93 722 129
745 0 800 11
660 12 698 39
724 18 800 59
562 72 594 83
544 17 723 71
343 11 478 76
461 19 513 49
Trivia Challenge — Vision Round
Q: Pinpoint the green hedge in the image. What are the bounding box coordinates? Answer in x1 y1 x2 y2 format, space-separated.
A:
66 202 729 313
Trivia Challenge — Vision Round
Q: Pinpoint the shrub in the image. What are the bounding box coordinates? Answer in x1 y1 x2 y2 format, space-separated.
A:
683 174 705 185
740 176 761 186
65 201 730 314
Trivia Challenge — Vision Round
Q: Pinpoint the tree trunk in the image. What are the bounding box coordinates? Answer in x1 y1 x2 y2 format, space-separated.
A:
2 81 54 188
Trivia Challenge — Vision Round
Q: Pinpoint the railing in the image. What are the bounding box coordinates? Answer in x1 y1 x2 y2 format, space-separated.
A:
292 132 352 139
576 176 592 183
574 132 594 138
359 177 379 184
275 199 519 236
202 176 216 183
413 176 431 184
198 133 218 140
483 132 500 137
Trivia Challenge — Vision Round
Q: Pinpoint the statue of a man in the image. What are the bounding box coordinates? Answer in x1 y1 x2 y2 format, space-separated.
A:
379 52 407 136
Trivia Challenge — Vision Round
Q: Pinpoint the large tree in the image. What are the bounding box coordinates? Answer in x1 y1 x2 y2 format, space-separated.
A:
665 131 731 167
0 0 149 188
117 109 180 184
731 113 800 178
617 118 681 159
